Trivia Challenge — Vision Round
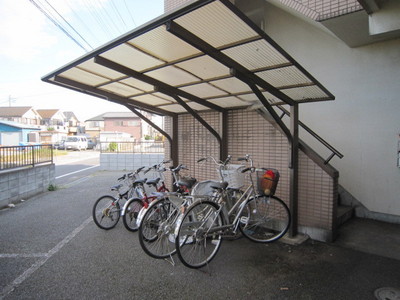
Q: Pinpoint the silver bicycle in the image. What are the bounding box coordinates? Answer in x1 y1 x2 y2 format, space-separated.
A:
174 154 291 269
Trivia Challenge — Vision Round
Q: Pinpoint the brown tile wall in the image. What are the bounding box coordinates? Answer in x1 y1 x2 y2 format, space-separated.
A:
164 109 336 231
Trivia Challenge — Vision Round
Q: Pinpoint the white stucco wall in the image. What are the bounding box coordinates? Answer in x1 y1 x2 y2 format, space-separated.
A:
261 2 400 216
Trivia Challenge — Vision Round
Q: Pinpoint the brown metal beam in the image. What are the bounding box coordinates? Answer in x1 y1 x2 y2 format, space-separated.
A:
94 56 226 113
166 20 297 106
124 105 172 145
54 76 175 117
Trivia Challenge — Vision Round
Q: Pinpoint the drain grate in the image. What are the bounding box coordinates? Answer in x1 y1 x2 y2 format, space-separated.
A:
374 287 400 300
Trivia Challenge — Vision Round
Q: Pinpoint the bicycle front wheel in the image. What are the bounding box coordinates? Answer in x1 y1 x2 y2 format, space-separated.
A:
92 195 121 230
138 198 180 259
239 195 290 243
122 198 144 232
175 200 223 269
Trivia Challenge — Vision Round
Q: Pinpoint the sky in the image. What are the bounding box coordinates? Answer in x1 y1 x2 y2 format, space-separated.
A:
0 0 164 121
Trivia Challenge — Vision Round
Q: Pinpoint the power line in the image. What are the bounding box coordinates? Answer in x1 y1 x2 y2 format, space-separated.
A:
28 0 90 52
43 0 94 50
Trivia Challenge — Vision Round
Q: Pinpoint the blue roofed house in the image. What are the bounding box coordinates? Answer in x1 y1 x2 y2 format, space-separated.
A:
0 120 41 146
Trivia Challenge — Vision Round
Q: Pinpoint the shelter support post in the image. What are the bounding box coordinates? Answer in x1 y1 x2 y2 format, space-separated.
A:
171 115 179 168
221 111 228 161
241 78 299 238
289 104 299 237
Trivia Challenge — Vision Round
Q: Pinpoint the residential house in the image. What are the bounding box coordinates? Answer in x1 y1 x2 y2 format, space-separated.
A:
0 120 41 146
36 109 68 144
64 111 84 135
0 106 42 126
85 112 142 142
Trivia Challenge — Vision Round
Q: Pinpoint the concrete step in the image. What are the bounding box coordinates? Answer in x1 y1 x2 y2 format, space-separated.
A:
337 205 354 226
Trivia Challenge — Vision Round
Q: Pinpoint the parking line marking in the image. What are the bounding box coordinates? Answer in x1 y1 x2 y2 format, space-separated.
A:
0 217 92 300
0 253 47 258
55 165 99 179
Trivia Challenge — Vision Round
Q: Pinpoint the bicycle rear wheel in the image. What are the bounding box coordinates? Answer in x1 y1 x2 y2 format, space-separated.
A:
239 195 290 243
122 198 144 232
92 195 120 230
175 200 223 269
138 198 180 259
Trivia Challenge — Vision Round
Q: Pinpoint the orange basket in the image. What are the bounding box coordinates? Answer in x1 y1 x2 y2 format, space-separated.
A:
256 168 279 196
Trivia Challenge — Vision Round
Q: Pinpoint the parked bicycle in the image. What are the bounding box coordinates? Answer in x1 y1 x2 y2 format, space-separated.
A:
92 170 143 230
174 154 291 269
122 160 172 232
138 156 238 260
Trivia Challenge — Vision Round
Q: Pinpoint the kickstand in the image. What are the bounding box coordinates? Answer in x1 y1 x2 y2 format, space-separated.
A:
196 261 212 276
164 253 175 266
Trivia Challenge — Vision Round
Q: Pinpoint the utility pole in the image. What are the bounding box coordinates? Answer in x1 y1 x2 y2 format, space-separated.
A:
8 95 16 107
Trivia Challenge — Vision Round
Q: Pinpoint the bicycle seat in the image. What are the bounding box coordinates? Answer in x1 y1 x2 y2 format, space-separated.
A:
210 181 228 190
111 184 123 191
178 177 197 188
146 178 160 186
133 178 147 186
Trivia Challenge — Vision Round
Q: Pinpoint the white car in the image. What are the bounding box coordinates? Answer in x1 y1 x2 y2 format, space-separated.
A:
64 136 88 151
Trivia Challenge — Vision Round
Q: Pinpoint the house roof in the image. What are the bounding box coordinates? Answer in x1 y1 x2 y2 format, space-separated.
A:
0 106 36 118
0 120 41 130
36 109 62 119
86 112 137 121
63 111 79 121
42 0 334 117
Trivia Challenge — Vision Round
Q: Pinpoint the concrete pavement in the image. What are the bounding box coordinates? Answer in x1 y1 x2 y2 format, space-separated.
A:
0 169 399 299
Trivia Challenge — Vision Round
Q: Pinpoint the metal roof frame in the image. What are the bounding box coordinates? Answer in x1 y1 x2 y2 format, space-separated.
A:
43 0 336 238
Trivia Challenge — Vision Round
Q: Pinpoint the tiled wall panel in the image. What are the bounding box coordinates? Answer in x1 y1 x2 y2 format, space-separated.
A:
164 109 336 233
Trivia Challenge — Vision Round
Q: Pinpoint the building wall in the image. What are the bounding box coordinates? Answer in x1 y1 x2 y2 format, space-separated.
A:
259 2 400 217
163 0 400 219
164 109 337 241
104 118 142 141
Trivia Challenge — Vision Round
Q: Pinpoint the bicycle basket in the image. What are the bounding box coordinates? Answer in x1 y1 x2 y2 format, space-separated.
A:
191 180 220 196
256 168 279 196
220 164 245 189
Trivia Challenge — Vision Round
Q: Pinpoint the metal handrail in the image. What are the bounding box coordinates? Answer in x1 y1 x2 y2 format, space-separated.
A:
0 145 53 171
277 105 343 164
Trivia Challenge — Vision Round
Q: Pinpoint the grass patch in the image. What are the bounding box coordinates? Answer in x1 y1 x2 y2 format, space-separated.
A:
48 184 58 191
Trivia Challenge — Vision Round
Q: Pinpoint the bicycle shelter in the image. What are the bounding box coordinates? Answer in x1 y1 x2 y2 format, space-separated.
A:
42 0 338 240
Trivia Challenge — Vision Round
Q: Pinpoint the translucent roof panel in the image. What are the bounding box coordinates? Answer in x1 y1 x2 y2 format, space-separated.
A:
256 66 313 88
175 55 230 80
145 65 200 86
79 59 125 80
99 82 143 97
43 0 334 117
179 83 226 98
128 26 201 62
131 94 173 106
222 40 290 71
99 44 164 72
208 96 250 107
59 68 109 86
210 77 252 94
174 1 258 49
119 78 154 93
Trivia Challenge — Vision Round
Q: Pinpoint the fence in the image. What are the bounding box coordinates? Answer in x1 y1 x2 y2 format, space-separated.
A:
0 145 53 171
99 141 165 154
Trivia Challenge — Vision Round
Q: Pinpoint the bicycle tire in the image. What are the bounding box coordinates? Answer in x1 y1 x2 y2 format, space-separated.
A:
92 195 121 230
175 200 223 269
239 195 290 243
138 197 180 259
122 198 144 232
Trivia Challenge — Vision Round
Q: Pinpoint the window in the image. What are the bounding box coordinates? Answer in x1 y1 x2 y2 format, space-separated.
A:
128 120 140 126
114 121 124 126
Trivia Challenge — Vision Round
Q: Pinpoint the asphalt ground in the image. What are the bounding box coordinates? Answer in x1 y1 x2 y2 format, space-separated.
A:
1 168 400 299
